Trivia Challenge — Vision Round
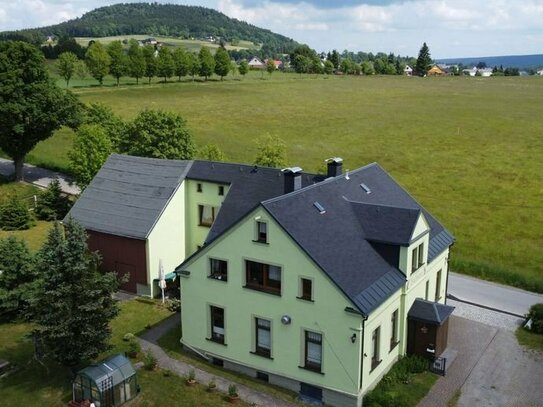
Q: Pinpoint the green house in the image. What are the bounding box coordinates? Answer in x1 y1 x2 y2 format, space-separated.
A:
176 158 454 406
73 354 138 406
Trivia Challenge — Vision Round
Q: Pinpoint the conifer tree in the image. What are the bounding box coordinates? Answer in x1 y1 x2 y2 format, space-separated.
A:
30 219 119 368
416 42 432 76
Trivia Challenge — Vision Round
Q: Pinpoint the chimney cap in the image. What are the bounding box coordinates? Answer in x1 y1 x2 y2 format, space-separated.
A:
325 157 343 164
282 166 303 174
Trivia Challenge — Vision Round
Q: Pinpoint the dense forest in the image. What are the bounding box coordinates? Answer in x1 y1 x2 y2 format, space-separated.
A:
0 3 298 56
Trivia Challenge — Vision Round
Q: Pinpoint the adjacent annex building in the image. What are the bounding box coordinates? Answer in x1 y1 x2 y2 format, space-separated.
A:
176 159 454 406
65 154 322 296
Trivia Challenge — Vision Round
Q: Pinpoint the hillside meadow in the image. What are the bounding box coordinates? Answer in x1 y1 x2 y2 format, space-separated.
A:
8 73 543 291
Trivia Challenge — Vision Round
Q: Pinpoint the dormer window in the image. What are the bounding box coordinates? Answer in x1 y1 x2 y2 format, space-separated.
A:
411 242 425 272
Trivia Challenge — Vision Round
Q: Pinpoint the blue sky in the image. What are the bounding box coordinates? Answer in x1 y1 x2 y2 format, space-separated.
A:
1 1 542 58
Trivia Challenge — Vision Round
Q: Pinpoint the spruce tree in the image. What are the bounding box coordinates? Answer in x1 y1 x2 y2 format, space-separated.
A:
35 179 71 221
416 42 432 76
30 219 119 368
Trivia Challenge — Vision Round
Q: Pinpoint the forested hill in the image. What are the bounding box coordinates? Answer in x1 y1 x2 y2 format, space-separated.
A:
0 3 298 54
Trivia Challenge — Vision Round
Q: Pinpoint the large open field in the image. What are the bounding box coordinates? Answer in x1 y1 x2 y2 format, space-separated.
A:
13 73 543 291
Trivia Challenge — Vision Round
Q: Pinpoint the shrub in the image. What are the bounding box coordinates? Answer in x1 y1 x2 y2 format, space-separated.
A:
35 179 71 221
127 338 140 356
0 196 34 230
228 384 238 397
123 333 135 341
143 350 157 370
527 303 543 334
166 298 181 312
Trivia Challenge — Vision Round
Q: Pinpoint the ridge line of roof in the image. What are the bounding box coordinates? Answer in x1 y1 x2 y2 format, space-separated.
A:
346 199 421 212
262 162 379 205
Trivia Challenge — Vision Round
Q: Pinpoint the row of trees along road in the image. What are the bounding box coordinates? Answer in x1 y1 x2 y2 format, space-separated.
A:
65 39 241 86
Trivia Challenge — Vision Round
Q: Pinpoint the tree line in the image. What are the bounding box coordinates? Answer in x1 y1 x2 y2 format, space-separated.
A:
57 39 253 86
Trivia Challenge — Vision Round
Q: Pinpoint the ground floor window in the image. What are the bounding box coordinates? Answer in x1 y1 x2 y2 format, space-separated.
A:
255 318 272 357
304 331 322 372
210 305 225 344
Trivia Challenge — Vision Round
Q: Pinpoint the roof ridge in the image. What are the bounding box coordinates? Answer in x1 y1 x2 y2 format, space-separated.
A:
262 162 379 205
347 199 421 212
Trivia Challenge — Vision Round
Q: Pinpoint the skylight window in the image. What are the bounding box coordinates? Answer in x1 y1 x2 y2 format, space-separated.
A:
360 183 371 194
313 202 326 214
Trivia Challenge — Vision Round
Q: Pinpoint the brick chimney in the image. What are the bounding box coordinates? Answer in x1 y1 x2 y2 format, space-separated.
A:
325 157 343 177
282 167 303 193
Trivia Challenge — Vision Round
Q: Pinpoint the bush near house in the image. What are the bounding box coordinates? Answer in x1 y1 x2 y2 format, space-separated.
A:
526 303 543 334
0 196 34 231
363 355 437 407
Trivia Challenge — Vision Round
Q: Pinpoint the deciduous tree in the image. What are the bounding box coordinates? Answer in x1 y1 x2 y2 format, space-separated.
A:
238 59 249 78
85 41 111 85
56 51 80 87
69 124 113 190
0 41 82 181
199 144 226 161
126 109 196 160
254 135 287 168
156 46 174 82
199 47 215 80
187 52 200 81
142 44 157 84
173 47 189 81
127 39 146 84
107 40 128 85
30 219 119 368
83 102 127 150
266 59 276 77
214 46 230 80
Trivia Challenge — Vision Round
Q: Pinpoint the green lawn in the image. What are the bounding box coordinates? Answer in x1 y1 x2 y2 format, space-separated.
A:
8 74 543 292
515 327 543 351
0 299 209 407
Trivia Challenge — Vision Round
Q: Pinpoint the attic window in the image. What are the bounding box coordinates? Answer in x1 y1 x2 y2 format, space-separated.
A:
313 202 326 214
360 183 371 194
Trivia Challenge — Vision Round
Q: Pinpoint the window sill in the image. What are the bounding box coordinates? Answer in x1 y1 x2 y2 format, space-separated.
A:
298 365 324 375
208 275 227 282
199 223 212 228
370 359 382 373
296 296 314 302
411 263 426 273
243 285 281 296
252 240 269 245
389 341 400 353
206 337 227 346
250 351 273 360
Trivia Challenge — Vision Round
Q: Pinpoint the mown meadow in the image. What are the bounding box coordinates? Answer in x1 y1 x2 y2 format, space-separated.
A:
13 73 543 291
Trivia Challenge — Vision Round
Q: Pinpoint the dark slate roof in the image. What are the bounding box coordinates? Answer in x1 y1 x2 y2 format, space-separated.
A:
408 298 455 325
186 161 323 242
67 155 323 241
352 202 421 245
263 163 454 316
65 154 191 239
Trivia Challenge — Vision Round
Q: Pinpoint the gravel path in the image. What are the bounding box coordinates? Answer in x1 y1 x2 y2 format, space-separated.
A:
138 314 297 407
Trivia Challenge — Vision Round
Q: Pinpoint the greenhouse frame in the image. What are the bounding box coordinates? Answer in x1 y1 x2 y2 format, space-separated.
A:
73 354 138 407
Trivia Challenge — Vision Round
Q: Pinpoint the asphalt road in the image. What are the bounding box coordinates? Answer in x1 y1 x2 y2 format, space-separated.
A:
448 272 543 317
0 158 80 195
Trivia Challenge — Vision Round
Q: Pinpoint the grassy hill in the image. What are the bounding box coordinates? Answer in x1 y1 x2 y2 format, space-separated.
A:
10 73 542 293
0 3 297 55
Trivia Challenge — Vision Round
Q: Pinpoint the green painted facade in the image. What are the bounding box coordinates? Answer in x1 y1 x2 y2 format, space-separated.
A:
179 205 451 403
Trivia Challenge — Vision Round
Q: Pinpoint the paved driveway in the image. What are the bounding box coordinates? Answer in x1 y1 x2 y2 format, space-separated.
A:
419 300 543 407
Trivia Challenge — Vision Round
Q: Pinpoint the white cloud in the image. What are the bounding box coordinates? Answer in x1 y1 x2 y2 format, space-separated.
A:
1 0 542 57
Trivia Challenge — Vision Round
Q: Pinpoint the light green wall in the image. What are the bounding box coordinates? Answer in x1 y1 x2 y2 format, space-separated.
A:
184 179 230 255
146 182 186 297
361 288 402 393
180 206 364 396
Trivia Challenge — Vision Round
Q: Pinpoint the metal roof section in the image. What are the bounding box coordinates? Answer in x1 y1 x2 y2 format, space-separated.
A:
354 270 406 315
65 154 192 239
76 354 136 388
428 229 455 262
408 298 455 326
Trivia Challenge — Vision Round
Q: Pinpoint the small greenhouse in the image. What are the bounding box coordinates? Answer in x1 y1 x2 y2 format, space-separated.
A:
73 354 138 407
